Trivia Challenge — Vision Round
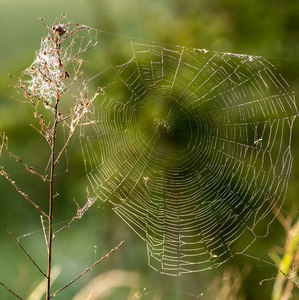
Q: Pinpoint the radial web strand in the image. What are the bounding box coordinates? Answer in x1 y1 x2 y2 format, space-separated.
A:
79 42 298 275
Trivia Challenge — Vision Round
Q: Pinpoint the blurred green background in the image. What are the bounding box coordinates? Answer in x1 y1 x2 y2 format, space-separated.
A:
0 0 299 299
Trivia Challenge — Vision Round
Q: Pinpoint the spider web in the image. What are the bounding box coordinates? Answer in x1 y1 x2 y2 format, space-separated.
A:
79 42 298 276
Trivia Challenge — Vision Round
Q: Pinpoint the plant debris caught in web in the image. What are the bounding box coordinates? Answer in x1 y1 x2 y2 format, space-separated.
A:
21 13 98 109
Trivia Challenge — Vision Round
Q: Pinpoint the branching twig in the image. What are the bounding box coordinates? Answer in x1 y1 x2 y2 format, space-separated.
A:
50 240 125 298
2 14 105 299
0 166 48 218
3 136 49 182
276 264 299 288
54 88 99 166
39 17 54 40
7 230 47 278
0 281 22 300
260 263 299 287
282 250 299 299
54 188 97 235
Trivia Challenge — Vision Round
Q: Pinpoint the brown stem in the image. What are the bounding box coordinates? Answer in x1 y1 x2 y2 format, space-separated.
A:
0 281 22 299
0 166 47 218
3 138 49 182
40 215 49 251
54 122 77 166
7 230 47 278
50 240 125 298
54 191 97 236
46 100 59 300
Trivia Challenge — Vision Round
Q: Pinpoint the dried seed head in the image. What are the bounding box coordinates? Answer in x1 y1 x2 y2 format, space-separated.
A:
52 23 66 37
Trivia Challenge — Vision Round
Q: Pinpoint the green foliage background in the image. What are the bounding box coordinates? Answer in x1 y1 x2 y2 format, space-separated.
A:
0 0 298 299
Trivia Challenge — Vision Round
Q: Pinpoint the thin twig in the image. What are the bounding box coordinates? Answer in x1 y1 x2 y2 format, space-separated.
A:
50 240 125 298
3 137 49 182
282 250 299 299
0 132 5 156
259 276 277 286
9 96 28 104
54 122 78 166
17 83 49 108
54 88 99 166
54 198 79 235
0 281 22 299
39 17 54 41
54 190 97 235
46 99 59 300
53 218 73 236
30 123 49 144
0 166 48 218
59 71 83 96
276 264 299 287
7 230 47 278
40 215 49 251
260 264 299 287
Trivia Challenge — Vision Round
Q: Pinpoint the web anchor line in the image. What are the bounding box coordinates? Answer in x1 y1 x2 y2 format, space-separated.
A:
93 26 299 63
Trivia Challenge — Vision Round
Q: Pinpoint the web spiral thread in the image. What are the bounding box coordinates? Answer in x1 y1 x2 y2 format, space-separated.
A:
80 42 297 275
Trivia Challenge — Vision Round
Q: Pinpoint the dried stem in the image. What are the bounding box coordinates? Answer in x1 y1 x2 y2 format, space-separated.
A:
40 215 49 252
3 136 49 182
51 240 125 298
46 98 58 299
260 277 277 286
281 249 299 299
0 281 22 300
271 217 299 300
0 132 5 156
0 14 113 299
54 188 97 235
7 230 47 278
0 166 48 218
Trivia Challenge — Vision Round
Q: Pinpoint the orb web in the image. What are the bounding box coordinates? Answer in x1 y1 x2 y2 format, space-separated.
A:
80 42 297 275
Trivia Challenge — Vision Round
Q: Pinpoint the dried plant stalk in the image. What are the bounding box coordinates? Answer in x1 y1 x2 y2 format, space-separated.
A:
0 14 124 299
